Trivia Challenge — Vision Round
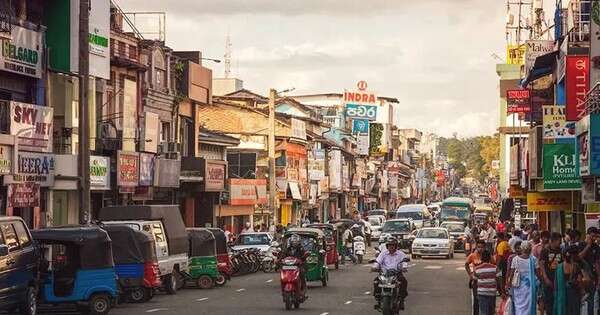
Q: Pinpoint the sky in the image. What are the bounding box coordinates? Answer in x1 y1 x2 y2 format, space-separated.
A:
119 0 552 138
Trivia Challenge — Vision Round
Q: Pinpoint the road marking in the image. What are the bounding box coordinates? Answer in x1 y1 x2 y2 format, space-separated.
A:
236 288 246 292
345 300 353 305
409 263 416 267
265 279 273 283
364 291 371 295
196 297 208 301
320 313 330 315
456 267 465 271
146 309 168 313
424 265 442 270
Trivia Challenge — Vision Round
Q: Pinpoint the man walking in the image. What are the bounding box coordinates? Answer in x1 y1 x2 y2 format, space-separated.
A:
474 250 500 315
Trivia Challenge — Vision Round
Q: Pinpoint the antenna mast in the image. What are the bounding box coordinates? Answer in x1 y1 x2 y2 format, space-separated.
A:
224 33 232 78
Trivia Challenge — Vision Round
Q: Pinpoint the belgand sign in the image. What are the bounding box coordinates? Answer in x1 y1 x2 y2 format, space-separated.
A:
0 25 43 78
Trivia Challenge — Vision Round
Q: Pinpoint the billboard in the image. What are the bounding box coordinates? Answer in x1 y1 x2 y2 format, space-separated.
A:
566 55 589 121
10 102 54 152
525 40 554 76
352 119 370 134
507 89 531 113
543 105 575 139
543 143 581 190
0 25 43 78
527 191 573 212
346 104 378 120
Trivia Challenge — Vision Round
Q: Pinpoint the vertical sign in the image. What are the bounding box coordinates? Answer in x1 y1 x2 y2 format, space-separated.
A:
357 133 370 155
566 55 589 121
591 1 600 88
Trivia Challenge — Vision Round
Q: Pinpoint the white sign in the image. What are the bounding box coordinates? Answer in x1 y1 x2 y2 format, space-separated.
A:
0 145 12 174
10 102 54 153
70 0 110 79
308 149 325 180
90 155 110 190
6 151 55 187
328 150 342 190
142 112 159 153
0 25 43 78
357 133 369 155
525 40 554 76
291 118 306 140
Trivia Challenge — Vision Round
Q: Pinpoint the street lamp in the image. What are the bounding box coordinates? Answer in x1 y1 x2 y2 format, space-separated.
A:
201 57 221 63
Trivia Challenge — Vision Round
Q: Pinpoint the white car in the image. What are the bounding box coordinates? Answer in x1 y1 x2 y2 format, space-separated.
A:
368 215 386 240
231 232 273 253
411 227 454 259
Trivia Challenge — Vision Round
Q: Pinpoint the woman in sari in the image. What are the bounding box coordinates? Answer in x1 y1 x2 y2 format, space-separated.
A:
552 245 586 315
506 241 539 315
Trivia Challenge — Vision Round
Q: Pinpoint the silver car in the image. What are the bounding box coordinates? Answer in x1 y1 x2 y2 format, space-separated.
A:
411 228 454 259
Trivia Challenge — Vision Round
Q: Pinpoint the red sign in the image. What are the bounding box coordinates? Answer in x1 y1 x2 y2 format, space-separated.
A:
566 55 589 121
507 89 531 113
7 183 40 208
229 179 268 206
117 151 139 187
357 80 368 91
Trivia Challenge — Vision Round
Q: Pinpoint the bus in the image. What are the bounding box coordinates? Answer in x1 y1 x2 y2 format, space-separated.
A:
440 197 474 225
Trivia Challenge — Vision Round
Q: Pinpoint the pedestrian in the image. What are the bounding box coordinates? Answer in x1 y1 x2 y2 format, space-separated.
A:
578 227 599 315
341 227 356 264
465 239 487 315
539 232 564 315
506 241 539 315
474 249 500 315
532 230 550 260
361 217 372 247
484 223 496 254
495 232 511 285
241 222 254 233
509 229 523 251
553 245 588 315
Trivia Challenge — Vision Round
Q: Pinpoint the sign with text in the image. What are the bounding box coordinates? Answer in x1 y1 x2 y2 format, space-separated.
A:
525 40 554 75
356 133 369 155
352 119 370 134
205 161 226 191
343 89 377 105
90 155 110 190
7 182 40 208
117 151 139 187
566 55 589 121
543 105 575 139
543 143 581 190
139 153 155 186
229 178 267 206
0 25 43 78
527 191 573 212
346 104 378 120
591 2 600 90
0 145 12 174
507 89 531 113
308 149 325 180
291 118 306 140
10 102 54 152
5 151 55 187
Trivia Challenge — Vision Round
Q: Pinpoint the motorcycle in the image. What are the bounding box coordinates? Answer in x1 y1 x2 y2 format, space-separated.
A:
262 242 281 273
280 256 307 310
375 258 410 315
353 235 366 264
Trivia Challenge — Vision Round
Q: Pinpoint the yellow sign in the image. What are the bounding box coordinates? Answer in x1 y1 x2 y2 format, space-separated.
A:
527 192 573 212
507 44 526 65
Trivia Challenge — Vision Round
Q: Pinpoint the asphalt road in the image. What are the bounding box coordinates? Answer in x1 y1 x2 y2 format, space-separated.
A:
39 247 472 315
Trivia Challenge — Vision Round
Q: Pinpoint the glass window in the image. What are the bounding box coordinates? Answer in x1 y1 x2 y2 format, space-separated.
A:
12 221 31 247
417 229 448 239
0 223 20 251
382 221 411 233
235 234 270 246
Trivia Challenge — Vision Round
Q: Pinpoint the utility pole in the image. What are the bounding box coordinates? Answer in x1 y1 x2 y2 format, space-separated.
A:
268 89 277 226
78 0 91 225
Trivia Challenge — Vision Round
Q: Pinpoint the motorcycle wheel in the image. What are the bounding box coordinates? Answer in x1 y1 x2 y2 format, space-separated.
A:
381 296 392 315
263 262 273 273
284 294 293 310
293 301 300 309
215 274 227 286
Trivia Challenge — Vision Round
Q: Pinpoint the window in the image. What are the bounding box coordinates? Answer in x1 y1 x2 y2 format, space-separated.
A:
128 45 137 60
0 223 20 251
160 122 170 143
227 152 257 178
12 221 31 247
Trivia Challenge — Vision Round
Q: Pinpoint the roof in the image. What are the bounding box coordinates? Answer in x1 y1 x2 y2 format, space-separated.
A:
223 89 269 102
199 128 241 146
442 197 474 205
286 227 325 237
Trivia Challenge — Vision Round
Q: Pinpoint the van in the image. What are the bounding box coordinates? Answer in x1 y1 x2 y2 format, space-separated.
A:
98 205 189 295
395 204 431 229
0 216 39 315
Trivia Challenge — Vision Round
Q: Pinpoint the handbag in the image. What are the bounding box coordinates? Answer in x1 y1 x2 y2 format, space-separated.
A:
511 267 521 287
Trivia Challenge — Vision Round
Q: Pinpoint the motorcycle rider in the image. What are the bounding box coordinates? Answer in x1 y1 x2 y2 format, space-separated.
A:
280 234 308 294
372 237 409 310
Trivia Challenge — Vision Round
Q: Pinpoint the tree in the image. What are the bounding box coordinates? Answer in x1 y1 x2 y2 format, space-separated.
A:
479 134 500 178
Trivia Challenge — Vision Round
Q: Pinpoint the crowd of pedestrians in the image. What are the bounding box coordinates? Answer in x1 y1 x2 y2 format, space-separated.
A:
464 220 600 315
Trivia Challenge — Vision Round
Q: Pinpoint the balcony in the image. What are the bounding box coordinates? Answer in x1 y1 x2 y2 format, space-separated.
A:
568 0 591 44
110 39 145 70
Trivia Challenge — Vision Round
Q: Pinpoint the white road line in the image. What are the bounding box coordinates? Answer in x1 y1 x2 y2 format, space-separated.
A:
265 279 273 283
424 265 442 270
409 263 416 267
345 300 353 305
320 313 330 315
456 267 465 271
146 309 168 313
196 297 209 301
364 291 371 295
236 288 246 292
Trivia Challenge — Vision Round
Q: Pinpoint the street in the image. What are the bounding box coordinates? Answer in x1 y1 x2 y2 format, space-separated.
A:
38 249 471 315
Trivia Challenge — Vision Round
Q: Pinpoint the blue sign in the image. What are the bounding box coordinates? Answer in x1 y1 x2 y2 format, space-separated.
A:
346 104 378 120
352 119 369 134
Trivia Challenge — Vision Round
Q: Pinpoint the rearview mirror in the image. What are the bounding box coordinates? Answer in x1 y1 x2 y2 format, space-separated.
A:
0 244 8 257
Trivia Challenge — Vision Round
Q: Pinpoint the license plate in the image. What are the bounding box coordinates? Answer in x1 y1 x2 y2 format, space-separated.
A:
355 244 365 250
423 250 438 254
380 284 396 289
282 265 298 270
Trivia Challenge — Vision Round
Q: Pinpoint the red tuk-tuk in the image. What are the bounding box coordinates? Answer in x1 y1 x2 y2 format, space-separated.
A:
207 228 232 284
306 223 339 269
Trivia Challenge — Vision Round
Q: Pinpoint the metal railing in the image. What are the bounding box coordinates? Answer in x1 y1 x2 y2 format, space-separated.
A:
582 82 600 116
110 42 138 61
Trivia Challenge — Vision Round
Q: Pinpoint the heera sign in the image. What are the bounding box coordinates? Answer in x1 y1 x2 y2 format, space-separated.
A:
346 104 378 120
507 89 531 113
10 102 53 152
6 151 55 187
566 55 589 121
90 155 110 190
0 25 43 78
543 143 581 190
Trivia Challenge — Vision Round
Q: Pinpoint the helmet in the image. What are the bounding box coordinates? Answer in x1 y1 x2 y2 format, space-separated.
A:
386 237 399 247
290 234 301 247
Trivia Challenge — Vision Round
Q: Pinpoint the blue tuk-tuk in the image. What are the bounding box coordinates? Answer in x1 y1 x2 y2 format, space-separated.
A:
31 226 118 315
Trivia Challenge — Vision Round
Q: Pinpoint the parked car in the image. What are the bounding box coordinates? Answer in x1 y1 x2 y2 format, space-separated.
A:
439 221 467 252
367 215 386 241
378 219 413 251
0 216 39 315
98 205 189 295
395 204 432 229
231 232 273 253
411 227 454 259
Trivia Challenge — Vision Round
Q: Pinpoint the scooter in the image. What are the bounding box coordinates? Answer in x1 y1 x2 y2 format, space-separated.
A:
353 235 366 264
262 243 281 273
280 256 307 310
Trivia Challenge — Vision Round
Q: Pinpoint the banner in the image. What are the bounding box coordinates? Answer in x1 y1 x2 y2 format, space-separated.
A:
527 191 573 212
90 155 110 190
7 183 40 208
229 179 267 206
10 102 54 152
507 89 531 113
117 151 139 187
352 119 370 133
543 143 581 190
566 55 589 121
543 105 575 139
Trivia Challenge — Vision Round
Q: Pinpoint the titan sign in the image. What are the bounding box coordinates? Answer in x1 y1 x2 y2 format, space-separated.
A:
566 55 589 121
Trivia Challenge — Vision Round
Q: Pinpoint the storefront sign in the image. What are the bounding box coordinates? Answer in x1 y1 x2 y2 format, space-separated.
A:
509 185 527 199
319 176 329 193
343 89 377 105
291 118 306 140
308 149 325 180
357 133 370 155
141 112 159 153
72 0 110 79
139 153 155 186
90 155 110 190
154 158 180 188
6 151 54 187
507 89 531 113
229 179 267 206
328 150 341 190
7 183 40 208
566 55 589 121
117 151 139 187
525 40 554 76
10 102 54 152
345 104 378 120
205 161 226 191
352 119 370 134
0 145 12 174
543 143 581 190
527 191 573 212
507 44 525 65
0 25 43 78
543 105 574 139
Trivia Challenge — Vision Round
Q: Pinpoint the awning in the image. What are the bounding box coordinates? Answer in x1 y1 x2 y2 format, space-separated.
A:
521 50 558 87
215 205 254 217
288 182 302 200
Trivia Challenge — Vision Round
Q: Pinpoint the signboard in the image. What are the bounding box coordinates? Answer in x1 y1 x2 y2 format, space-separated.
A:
291 118 306 140
141 112 159 153
117 151 139 187
0 145 12 174
356 133 370 155
507 44 526 65
139 153 155 186
154 158 180 188
90 155 110 190
585 213 600 231
122 78 137 152
308 149 325 180
7 183 40 208
205 161 226 191
319 176 329 194
579 132 590 176
70 0 110 79
328 150 341 190
345 104 378 120
509 185 527 199
525 40 554 75
543 105 575 139
6 151 55 187
229 179 267 206
591 1 600 89
10 102 54 152
582 178 597 204
527 191 573 212
566 55 589 121
352 119 370 134
343 87 377 105
543 143 581 190
507 89 531 113
0 25 43 78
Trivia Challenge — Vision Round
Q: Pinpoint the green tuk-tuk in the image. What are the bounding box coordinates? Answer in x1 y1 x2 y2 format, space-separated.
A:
183 228 224 289
283 228 329 286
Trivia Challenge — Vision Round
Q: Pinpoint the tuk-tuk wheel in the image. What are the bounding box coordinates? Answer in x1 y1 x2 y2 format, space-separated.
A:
128 288 145 303
215 274 227 286
197 275 215 289
335 261 339 270
88 294 111 315
164 273 178 295
18 285 37 315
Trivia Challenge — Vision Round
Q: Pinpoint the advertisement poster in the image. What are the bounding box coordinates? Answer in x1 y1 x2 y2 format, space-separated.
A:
90 155 110 190
525 40 554 75
506 89 531 113
0 145 12 174
0 25 43 78
352 119 370 134
7 183 40 208
580 132 590 176
356 133 370 155
328 150 342 190
205 161 226 191
308 149 325 180
229 179 267 205
139 153 155 186
543 105 575 139
543 143 581 190
566 55 589 121
117 151 139 187
10 102 54 152
527 191 573 212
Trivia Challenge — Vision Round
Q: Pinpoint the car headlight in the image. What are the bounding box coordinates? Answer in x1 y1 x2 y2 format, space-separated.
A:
412 242 422 247
439 243 450 248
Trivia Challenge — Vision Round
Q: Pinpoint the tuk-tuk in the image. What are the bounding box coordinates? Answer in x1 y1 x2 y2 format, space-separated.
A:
102 224 161 303
331 220 354 255
207 228 232 281
283 228 329 286
306 223 339 269
31 226 118 315
183 228 226 289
